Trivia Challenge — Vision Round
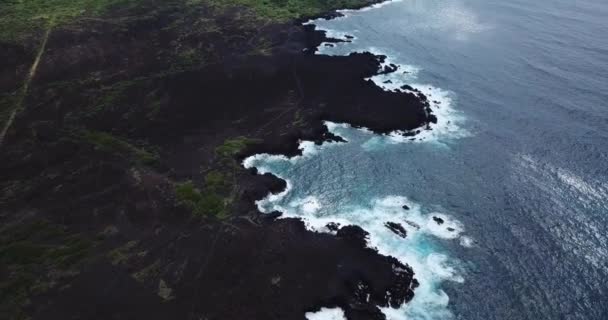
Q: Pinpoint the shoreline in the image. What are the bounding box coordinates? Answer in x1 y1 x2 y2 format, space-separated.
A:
238 1 447 317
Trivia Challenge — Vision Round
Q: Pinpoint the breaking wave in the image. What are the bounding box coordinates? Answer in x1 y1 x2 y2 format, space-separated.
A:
244 1 474 318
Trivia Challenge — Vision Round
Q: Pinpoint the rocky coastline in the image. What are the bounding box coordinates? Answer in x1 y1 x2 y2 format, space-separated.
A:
0 1 434 319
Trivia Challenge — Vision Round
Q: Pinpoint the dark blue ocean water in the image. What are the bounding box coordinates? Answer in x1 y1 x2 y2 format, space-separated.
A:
246 0 608 319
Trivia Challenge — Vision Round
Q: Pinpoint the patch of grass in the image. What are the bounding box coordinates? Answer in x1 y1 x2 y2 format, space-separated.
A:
175 181 203 205
175 181 221 216
174 181 227 218
171 47 206 71
0 0 140 42
131 259 161 283
204 170 228 193
82 78 143 119
79 130 159 165
0 220 95 318
0 223 94 268
70 75 171 122
195 193 226 217
107 240 138 266
215 136 260 159
207 0 373 22
178 136 262 218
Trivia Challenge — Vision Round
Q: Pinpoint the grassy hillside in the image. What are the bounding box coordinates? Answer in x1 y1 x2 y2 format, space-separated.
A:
207 0 373 21
0 0 140 41
0 0 374 42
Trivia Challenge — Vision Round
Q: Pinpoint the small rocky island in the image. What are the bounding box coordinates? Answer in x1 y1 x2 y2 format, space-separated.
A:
0 1 435 319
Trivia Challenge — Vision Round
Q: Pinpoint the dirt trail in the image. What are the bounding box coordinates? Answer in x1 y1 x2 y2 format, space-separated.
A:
0 24 53 148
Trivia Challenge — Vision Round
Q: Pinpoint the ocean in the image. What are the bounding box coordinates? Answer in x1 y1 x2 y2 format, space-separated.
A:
245 0 608 319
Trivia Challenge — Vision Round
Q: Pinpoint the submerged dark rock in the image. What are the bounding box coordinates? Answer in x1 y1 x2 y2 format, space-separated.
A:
405 220 421 230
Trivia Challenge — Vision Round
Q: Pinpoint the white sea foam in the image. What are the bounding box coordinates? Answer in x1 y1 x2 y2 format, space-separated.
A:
316 38 468 144
245 129 470 319
245 2 473 318
459 236 474 248
303 0 405 27
305 307 347 320
290 196 323 215
250 168 468 318
242 124 347 171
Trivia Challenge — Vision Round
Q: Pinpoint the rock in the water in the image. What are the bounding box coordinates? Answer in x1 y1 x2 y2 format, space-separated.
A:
433 216 445 225
384 222 407 238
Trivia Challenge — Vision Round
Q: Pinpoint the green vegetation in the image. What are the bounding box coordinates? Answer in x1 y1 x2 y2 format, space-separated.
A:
131 259 161 283
1 0 373 41
90 79 141 115
174 137 262 218
107 240 139 266
215 136 260 159
0 0 140 42
205 170 228 193
174 180 226 218
79 130 159 165
0 220 94 319
171 47 206 71
207 0 371 21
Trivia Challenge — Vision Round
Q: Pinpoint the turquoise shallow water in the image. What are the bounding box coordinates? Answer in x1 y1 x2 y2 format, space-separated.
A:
247 0 608 319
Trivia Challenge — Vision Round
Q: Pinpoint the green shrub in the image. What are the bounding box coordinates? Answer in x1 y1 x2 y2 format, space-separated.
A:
194 193 225 217
174 180 227 218
175 181 203 209
205 170 227 192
